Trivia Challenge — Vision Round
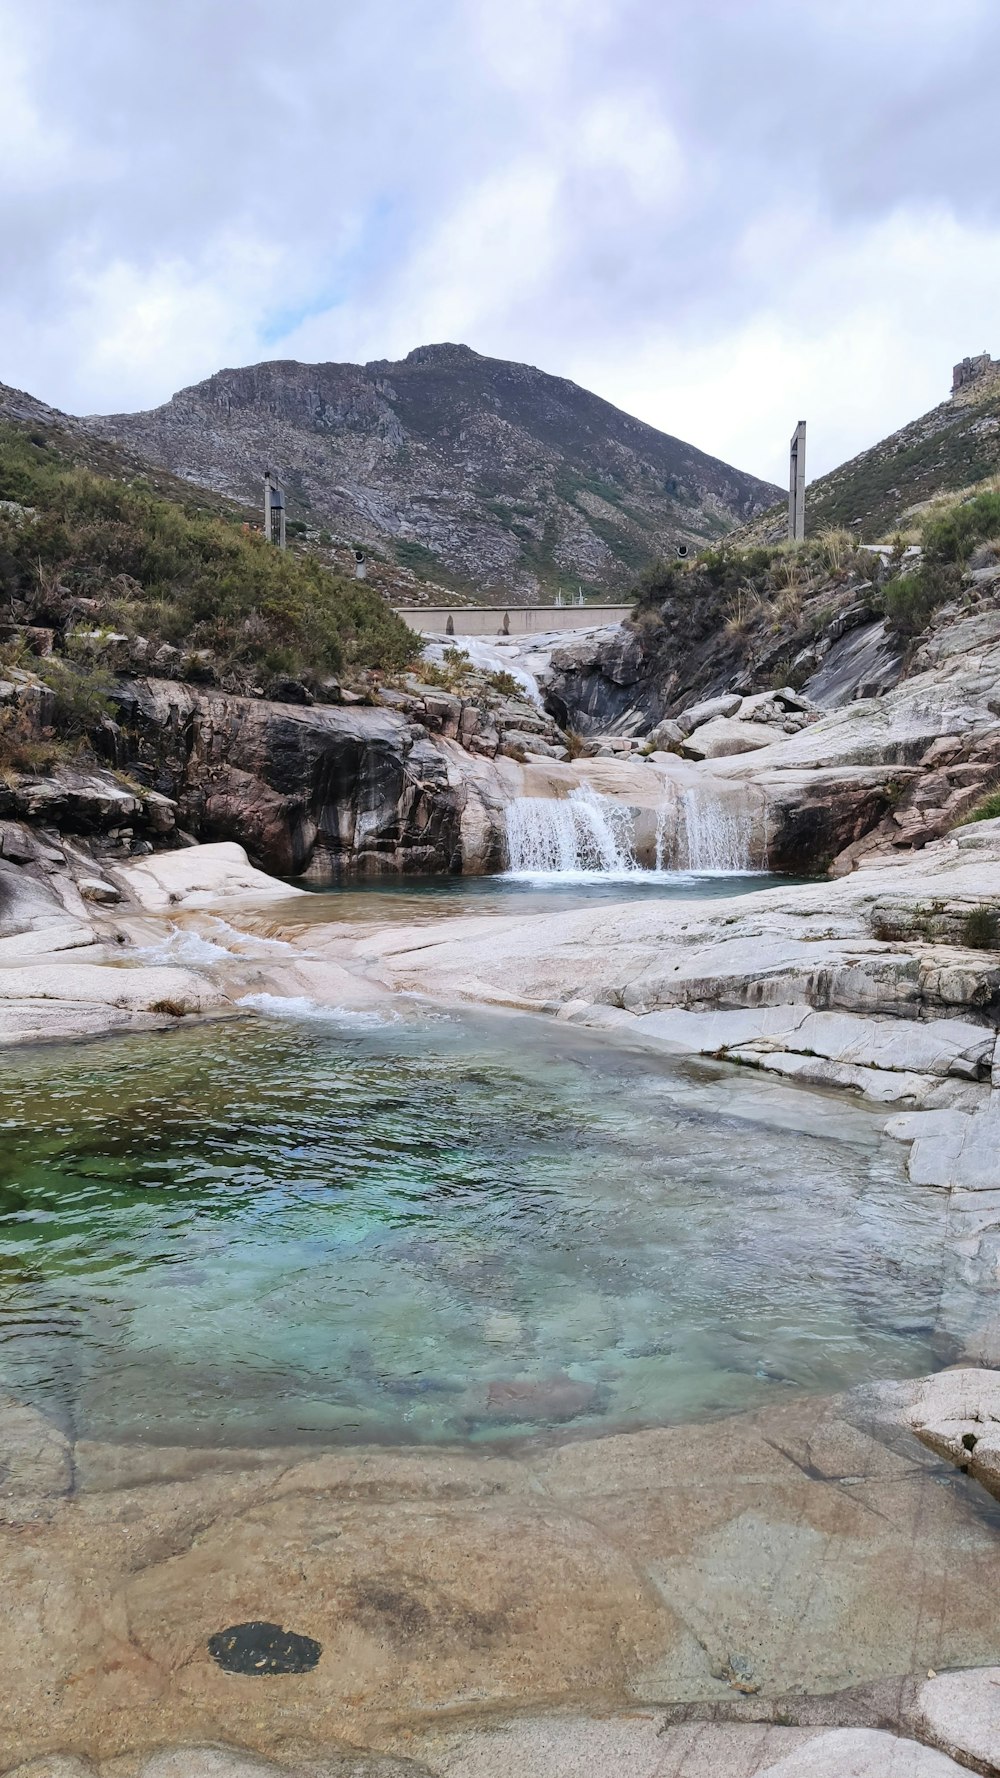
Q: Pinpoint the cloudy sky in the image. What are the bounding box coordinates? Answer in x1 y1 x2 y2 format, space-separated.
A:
2 0 997 484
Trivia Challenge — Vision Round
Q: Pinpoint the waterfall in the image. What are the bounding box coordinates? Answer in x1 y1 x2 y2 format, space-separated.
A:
505 785 639 874
504 782 762 876
679 786 755 871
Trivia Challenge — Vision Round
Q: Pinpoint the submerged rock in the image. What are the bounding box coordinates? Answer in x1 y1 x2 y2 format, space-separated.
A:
484 1375 601 1424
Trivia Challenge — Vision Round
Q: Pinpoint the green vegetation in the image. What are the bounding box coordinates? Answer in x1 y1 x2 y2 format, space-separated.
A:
0 424 415 691
485 669 522 698
922 489 1000 563
417 647 473 692
873 488 1000 637
801 392 1000 540
394 538 444 577
879 562 961 636
963 790 1000 824
392 537 477 596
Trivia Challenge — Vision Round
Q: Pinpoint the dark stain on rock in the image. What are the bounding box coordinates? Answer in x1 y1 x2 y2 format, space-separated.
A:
208 1619 321 1675
347 1572 514 1649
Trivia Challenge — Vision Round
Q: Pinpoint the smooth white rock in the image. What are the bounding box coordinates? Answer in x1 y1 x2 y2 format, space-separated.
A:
680 716 772 759
112 841 306 912
413 1715 813 1778
677 692 743 734
918 1665 1000 1771
0 962 224 1010
758 1726 969 1775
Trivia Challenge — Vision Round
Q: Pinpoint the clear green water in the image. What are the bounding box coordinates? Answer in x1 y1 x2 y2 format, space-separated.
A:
0 1006 961 1448
292 869 799 922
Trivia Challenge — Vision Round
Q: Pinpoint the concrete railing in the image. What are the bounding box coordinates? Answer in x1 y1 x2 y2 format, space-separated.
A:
395 604 633 637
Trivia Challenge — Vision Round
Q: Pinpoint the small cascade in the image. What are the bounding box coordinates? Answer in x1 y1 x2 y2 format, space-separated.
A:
654 801 670 873
679 786 756 871
505 785 639 874
423 637 544 706
504 782 763 876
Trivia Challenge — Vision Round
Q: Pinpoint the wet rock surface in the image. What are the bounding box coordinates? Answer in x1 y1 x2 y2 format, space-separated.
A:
2 1388 999 1771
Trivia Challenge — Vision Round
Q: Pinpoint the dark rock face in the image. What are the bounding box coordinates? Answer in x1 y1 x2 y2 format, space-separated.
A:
82 345 780 600
544 589 761 736
109 680 504 879
763 775 905 876
545 627 657 734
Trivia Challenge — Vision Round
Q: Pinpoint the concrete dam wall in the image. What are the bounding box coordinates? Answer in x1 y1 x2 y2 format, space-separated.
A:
395 604 633 637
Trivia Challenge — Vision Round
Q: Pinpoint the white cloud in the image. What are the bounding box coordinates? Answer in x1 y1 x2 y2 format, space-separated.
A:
2 0 999 483
568 209 1000 482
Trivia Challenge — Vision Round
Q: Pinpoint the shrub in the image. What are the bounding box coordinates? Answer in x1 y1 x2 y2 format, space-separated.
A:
963 790 1000 824
880 563 961 636
36 653 115 737
418 647 473 692
812 528 855 574
486 669 523 698
0 704 62 774
922 490 1000 564
0 423 416 685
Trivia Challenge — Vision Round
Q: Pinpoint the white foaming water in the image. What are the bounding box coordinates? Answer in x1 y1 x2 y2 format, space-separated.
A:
210 917 295 952
680 786 755 871
131 917 297 969
132 926 236 967
505 785 640 874
505 782 761 876
238 993 393 1027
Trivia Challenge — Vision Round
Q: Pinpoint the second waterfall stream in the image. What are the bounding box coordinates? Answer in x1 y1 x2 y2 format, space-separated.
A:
504 783 758 875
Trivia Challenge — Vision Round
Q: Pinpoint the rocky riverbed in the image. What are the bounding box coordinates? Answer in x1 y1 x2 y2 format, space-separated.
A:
2 1376 1000 1776
4 835 1000 1772
5 587 1000 1772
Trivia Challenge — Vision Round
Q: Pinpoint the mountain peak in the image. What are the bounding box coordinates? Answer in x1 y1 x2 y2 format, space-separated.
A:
81 348 781 601
403 342 482 367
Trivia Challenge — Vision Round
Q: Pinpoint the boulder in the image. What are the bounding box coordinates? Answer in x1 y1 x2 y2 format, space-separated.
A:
76 876 121 904
110 680 514 878
113 841 305 912
0 858 68 938
905 1367 1000 1496
647 717 684 752
677 692 743 735
680 717 773 760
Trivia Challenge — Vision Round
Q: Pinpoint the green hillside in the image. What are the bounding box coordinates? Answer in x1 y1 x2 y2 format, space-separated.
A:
0 417 415 691
741 369 1000 545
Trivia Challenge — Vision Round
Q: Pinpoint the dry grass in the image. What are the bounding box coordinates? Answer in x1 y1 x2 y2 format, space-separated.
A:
724 579 768 636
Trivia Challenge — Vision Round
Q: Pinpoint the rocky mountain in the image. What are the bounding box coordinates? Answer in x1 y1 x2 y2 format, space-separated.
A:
80 344 780 603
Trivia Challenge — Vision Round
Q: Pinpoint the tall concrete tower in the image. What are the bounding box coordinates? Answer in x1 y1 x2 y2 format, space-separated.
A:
263 471 286 549
788 422 806 544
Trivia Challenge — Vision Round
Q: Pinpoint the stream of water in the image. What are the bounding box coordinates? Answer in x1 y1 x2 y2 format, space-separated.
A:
0 1003 967 1449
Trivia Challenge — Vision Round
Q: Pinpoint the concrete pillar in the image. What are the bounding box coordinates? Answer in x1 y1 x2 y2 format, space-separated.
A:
263 471 272 542
789 421 806 543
